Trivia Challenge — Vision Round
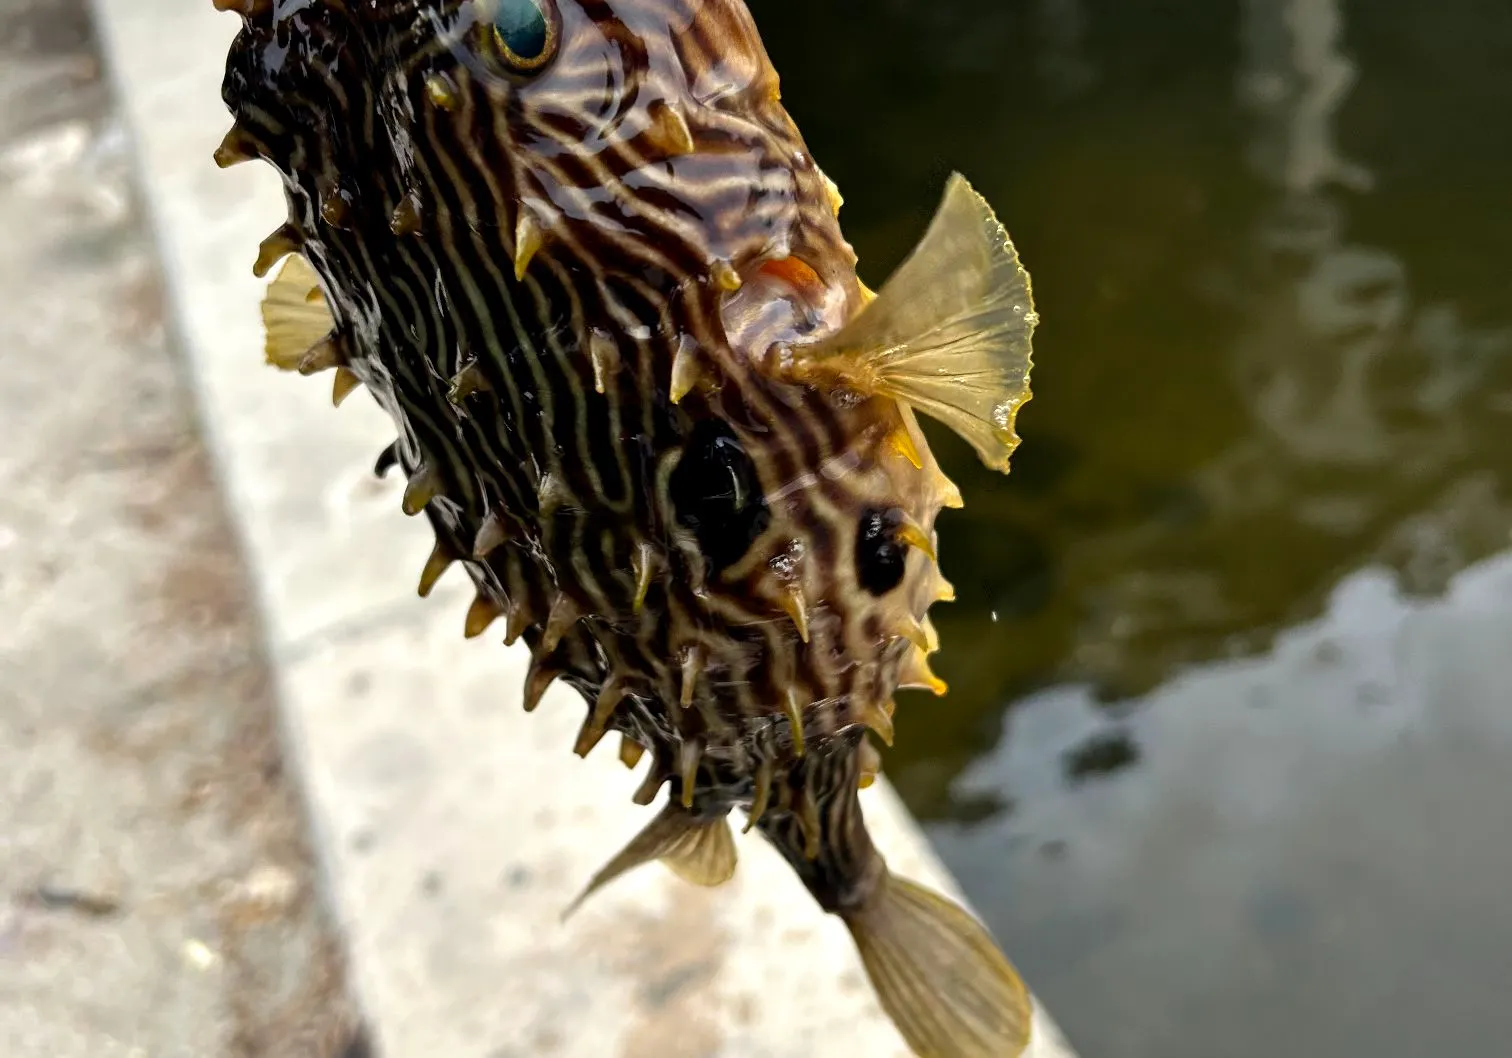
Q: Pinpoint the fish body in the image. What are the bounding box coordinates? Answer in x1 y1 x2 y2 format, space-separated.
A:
215 1 1039 1054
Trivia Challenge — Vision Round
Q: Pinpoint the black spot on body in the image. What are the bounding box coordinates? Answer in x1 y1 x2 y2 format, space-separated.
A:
671 420 770 572
855 508 907 595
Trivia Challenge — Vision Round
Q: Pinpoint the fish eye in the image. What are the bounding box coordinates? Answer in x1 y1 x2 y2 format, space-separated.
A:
479 0 559 74
855 509 908 596
671 421 772 573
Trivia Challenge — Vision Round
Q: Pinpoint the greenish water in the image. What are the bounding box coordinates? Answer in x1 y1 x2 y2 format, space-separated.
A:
759 2 1512 1055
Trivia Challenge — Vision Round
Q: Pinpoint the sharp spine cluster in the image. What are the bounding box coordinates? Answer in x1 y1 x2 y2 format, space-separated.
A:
212 0 971 877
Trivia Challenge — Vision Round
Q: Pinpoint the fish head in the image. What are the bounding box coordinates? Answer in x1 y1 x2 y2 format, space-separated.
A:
280 0 857 294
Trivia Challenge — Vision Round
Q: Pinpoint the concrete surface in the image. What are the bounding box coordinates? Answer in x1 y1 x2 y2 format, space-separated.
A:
0 1 357 1056
82 2 1080 1057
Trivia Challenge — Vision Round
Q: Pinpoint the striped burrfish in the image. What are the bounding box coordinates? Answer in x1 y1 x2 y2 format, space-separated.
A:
213 0 1039 1053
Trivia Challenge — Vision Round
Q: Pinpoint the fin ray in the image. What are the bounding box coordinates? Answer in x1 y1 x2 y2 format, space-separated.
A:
561 802 736 921
842 872 1032 1058
791 173 1037 473
261 255 334 371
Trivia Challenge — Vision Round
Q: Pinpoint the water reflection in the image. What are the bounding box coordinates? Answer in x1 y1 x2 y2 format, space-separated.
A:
1220 0 1511 590
758 0 1512 813
756 1 1512 1054
932 555 1512 1058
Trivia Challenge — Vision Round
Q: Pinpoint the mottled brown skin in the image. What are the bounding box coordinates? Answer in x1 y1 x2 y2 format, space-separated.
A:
219 0 957 886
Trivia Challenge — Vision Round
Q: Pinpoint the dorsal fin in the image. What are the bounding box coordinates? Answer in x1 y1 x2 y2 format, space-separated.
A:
785 173 1038 473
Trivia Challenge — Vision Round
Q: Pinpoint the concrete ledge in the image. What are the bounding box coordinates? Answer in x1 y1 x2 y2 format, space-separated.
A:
89 3 1078 1055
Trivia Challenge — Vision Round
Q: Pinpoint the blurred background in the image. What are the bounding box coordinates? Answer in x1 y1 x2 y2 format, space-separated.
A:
0 0 357 1053
760 0 1512 1055
3 0 1509 1056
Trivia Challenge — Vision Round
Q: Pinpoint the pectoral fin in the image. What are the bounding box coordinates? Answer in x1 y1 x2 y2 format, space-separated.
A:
261 255 333 371
786 173 1038 474
561 802 737 921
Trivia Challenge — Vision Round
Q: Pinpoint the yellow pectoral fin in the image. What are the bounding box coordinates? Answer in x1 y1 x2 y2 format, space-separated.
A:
788 173 1038 474
261 255 334 371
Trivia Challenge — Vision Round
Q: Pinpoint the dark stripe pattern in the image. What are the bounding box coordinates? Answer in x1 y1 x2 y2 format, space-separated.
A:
220 0 959 887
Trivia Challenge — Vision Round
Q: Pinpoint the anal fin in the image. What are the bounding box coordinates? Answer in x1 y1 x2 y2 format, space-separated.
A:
561 802 737 921
842 871 1032 1058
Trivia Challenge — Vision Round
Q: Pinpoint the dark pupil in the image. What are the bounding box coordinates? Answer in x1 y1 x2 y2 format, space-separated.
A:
856 509 908 596
671 421 771 573
494 0 548 60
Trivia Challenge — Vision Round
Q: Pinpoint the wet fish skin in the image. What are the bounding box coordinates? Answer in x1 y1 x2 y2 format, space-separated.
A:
755 733 1033 1058
215 1 1038 1054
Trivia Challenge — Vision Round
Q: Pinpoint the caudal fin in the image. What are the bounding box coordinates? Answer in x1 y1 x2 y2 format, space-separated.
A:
561 802 736 921
842 872 1032 1058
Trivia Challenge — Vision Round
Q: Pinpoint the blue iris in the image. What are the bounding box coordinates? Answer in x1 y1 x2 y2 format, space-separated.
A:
493 0 550 64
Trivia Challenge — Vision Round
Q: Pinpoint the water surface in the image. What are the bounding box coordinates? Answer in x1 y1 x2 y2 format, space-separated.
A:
756 2 1512 1054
